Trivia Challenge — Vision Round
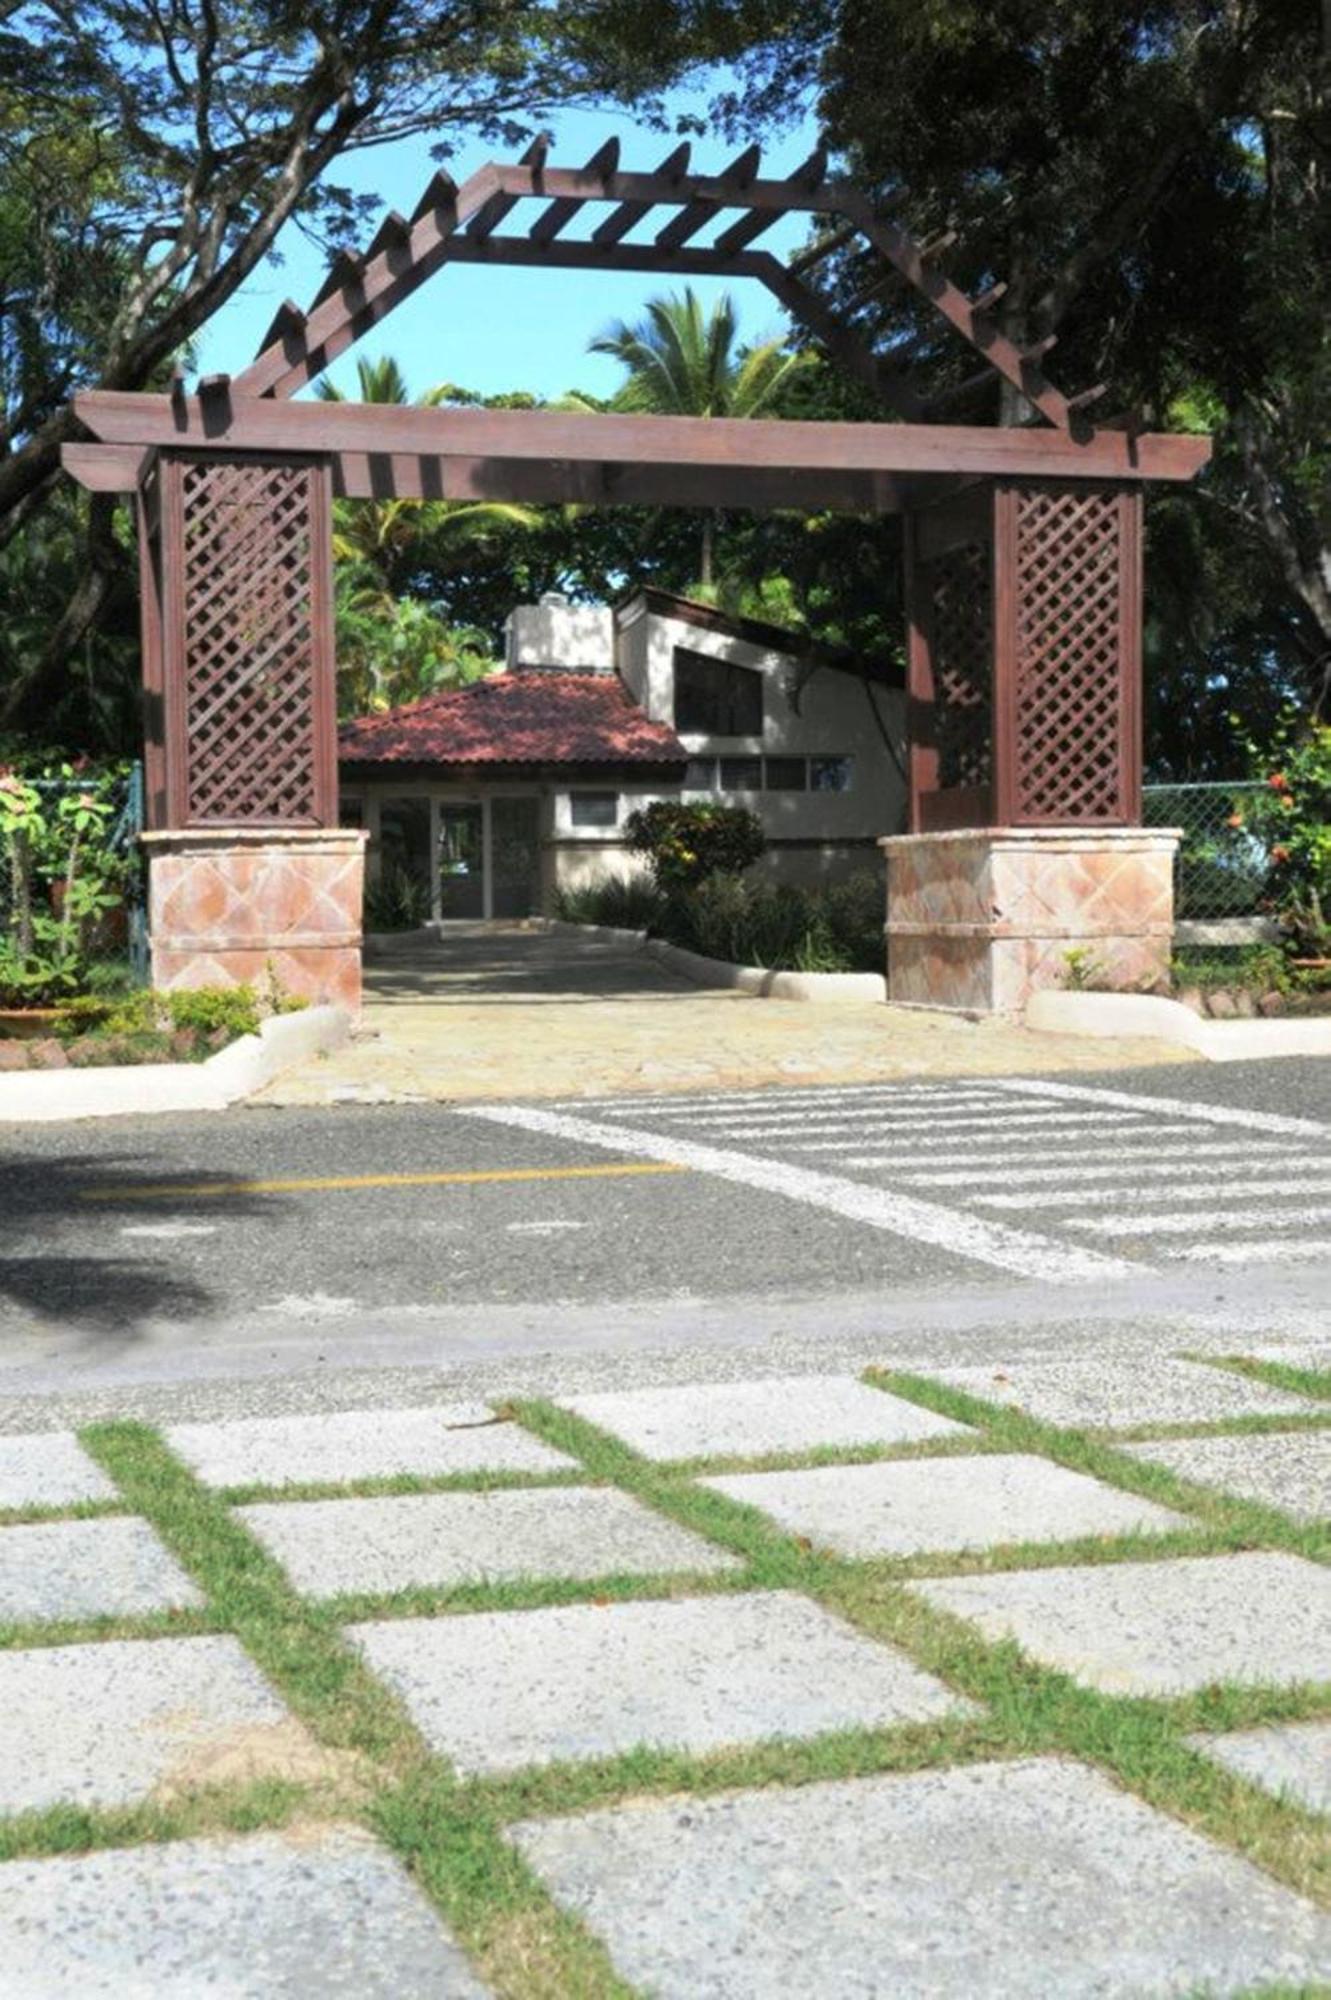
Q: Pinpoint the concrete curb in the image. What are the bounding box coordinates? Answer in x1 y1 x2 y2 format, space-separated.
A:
1025 988 1331 1063
0 1006 353 1124
540 919 650 948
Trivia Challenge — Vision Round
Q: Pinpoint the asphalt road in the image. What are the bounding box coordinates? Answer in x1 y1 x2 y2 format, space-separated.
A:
1 1057 1327 1421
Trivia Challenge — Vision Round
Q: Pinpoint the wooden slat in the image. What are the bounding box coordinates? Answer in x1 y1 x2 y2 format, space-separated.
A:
310 248 364 310
788 222 859 275
410 169 459 224
467 135 549 242
75 390 1214 482
759 259 921 419
590 140 685 245
968 281 1007 316
530 136 619 243
328 452 903 512
712 145 829 256
656 144 761 251
365 210 411 259
257 299 307 352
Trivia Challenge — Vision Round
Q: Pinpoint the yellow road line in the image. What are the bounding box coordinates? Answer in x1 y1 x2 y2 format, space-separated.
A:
81 1162 687 1203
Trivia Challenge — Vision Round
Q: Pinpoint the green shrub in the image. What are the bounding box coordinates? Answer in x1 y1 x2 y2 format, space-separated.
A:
364 863 432 932
623 801 766 891
164 984 261 1040
658 871 883 974
1237 717 1331 956
554 877 667 932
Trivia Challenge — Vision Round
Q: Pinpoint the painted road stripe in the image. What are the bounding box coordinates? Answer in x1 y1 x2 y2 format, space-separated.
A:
790 1125 1213 1159
994 1076 1331 1141
975 1172 1331 1210
671 1111 1155 1140
665 1099 1042 1128
653 1092 1009 1121
563 1084 1017 1111
463 1103 1143 1285
1068 1203 1331 1238
899 1143 1308 1186
80 1163 685 1202
1167 1239 1331 1265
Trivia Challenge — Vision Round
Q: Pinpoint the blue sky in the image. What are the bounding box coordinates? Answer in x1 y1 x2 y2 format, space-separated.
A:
195 94 824 403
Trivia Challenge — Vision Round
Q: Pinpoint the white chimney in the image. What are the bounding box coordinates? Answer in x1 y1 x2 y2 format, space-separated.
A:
506 599 614 674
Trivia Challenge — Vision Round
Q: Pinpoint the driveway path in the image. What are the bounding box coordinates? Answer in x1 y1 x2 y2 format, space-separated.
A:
259 921 1192 1105
3 1349 1331 1995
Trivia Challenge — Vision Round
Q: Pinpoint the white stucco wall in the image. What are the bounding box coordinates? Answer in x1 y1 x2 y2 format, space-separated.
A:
505 598 614 672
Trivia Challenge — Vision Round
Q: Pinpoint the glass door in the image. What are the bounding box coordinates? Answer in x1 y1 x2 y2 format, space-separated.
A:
375 796 432 925
438 803 485 917
490 796 541 917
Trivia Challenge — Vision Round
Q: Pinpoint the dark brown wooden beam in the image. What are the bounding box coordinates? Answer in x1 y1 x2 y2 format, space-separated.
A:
655 144 762 251
61 442 153 491
330 453 904 512
529 137 619 243
712 146 830 257
788 222 860 275
590 141 687 245
73 390 1214 482
758 259 921 419
467 135 549 241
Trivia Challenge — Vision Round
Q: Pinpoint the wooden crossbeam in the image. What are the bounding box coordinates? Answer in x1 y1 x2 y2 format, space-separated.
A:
74 389 1213 482
712 146 829 256
788 222 860 276
590 141 688 246
529 137 619 243
410 170 459 224
968 281 1007 316
468 135 549 241
656 144 761 251
311 248 364 311
759 259 921 419
365 210 412 259
257 299 306 352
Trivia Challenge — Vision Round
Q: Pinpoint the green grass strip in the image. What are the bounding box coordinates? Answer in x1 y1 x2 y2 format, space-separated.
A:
74 1421 645 2000
1199 1353 1331 1406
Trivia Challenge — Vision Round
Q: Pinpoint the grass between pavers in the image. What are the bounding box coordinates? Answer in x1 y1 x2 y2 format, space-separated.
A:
0 1391 1327 1994
0 1603 220 1653
513 1396 1331 1909
1199 1353 1331 1406
0 1496 129 1530
0 1778 322 1866
215 1464 590 1507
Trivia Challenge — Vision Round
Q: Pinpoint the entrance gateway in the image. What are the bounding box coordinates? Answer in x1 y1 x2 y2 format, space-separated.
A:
63 138 1209 1014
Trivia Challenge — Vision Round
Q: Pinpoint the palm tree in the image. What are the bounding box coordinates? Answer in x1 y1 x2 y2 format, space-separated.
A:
315 356 538 713
585 289 814 585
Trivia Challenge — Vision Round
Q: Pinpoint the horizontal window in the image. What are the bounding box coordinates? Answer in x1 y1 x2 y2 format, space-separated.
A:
810 755 854 793
764 757 807 792
719 756 763 793
569 791 619 829
682 757 716 791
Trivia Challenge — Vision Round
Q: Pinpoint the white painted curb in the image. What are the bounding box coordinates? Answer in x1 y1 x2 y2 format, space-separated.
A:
0 1006 353 1124
645 937 887 1003
1025 988 1331 1063
540 919 650 948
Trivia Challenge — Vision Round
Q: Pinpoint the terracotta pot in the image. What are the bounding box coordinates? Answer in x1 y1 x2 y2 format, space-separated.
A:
0 1007 64 1041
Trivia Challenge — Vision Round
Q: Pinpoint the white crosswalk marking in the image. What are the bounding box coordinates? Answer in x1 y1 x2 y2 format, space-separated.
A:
976 1173 1331 1211
993 1076 1331 1141
1168 1239 1331 1264
1069 1203 1331 1237
792 1125 1212 1159
898 1144 1298 1186
666 1110 1154 1139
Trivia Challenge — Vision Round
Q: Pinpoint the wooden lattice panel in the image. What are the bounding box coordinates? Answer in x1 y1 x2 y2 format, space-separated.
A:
927 541 992 790
1012 487 1126 821
168 457 333 825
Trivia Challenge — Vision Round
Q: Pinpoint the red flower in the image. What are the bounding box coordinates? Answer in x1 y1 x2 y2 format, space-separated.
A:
1272 844 1291 864
1269 772 1289 791
1225 811 1245 829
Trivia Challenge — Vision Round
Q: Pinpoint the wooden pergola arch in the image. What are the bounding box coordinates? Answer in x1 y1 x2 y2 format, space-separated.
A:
65 137 1209 839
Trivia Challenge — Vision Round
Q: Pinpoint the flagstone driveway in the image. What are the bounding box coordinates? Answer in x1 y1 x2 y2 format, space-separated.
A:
4 1346 1331 1994
257 922 1190 1107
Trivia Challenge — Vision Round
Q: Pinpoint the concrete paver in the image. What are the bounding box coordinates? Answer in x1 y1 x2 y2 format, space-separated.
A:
0 1635 295 1812
703 1453 1187 1557
0 1432 117 1509
256 924 1191 1108
926 1355 1319 1429
165 1402 574 1489
348 1590 971 1775
0 1824 488 1997
917 1551 1331 1696
511 1756 1331 1998
1187 1719 1331 1816
0 1515 203 1624
561 1373 970 1461
239 1485 739 1599
1121 1428 1331 1521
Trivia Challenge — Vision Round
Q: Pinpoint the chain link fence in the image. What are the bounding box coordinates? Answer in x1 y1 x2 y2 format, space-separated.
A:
1142 781 1270 920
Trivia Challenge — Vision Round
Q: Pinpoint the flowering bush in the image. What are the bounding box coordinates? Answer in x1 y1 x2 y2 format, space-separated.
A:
623 801 766 891
1238 719 1331 957
0 755 134 1004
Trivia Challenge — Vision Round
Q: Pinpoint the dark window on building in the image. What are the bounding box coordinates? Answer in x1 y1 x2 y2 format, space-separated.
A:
810 756 854 793
673 647 763 736
719 756 763 792
569 791 619 829
339 797 365 827
682 758 716 791
764 757 807 791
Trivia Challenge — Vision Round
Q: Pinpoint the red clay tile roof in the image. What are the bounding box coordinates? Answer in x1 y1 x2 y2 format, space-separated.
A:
339 672 687 769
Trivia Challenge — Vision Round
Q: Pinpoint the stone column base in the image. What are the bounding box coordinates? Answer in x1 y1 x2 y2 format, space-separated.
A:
144 828 368 1013
880 826 1181 1016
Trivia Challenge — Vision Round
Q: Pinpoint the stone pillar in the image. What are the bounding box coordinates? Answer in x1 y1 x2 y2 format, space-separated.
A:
881 826 1180 1015
143 828 368 1013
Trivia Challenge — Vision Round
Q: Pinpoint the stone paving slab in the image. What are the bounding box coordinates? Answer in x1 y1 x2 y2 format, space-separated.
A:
916 1551 1331 1696
511 1755 1331 1998
1187 1719 1331 1816
925 1355 1318 1430
0 1432 117 1510
703 1453 1186 1558
165 1402 573 1489
0 1516 203 1625
0 1824 488 1997
239 1486 739 1600
560 1374 970 1462
348 1590 971 1775
1121 1428 1331 1521
0 1635 298 1812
